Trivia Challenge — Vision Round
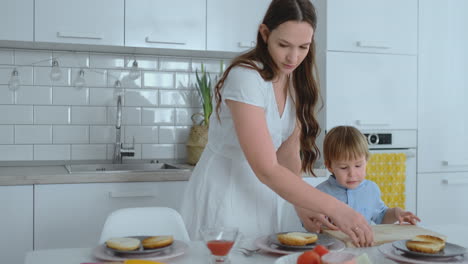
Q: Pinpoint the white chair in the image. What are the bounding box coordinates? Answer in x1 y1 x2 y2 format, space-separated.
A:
98 207 190 244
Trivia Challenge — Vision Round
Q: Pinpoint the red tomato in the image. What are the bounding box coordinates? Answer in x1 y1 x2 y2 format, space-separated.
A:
297 250 321 264
312 245 329 257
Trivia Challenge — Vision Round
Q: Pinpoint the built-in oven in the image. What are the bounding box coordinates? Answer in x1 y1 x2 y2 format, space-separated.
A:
363 130 417 213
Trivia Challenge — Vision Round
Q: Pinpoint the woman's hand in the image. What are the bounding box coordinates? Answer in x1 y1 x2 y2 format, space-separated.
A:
328 205 374 247
295 206 337 233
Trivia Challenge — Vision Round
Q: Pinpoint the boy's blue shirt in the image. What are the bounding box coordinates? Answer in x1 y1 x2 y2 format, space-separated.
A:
316 175 388 224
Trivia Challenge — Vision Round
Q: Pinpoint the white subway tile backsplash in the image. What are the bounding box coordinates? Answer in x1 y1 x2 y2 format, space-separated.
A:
0 85 14 104
90 126 115 143
89 88 115 106
0 105 33 124
143 72 174 89
72 144 107 160
0 125 14 144
107 143 142 160
89 54 125 69
53 86 89 105
142 144 175 159
175 73 190 89
0 66 33 86
192 59 224 73
53 125 89 144
124 126 158 144
52 51 89 68
107 106 142 125
34 144 70 160
0 50 14 65
34 66 71 86
175 126 190 143
125 89 158 107
71 68 107 88
159 57 191 72
16 86 52 105
142 108 175 125
34 106 71 124
125 56 158 70
176 108 202 125
72 106 107 124
15 125 52 144
159 90 192 107
108 70 141 88
175 144 187 159
0 145 33 161
159 126 176 143
15 50 51 66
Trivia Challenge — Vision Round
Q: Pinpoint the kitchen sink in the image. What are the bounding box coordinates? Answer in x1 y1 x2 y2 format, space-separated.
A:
65 163 189 174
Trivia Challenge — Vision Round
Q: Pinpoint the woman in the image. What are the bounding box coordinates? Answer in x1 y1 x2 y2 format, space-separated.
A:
181 0 373 247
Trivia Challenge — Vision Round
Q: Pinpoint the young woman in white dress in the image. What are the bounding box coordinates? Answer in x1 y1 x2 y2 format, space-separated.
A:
180 0 373 247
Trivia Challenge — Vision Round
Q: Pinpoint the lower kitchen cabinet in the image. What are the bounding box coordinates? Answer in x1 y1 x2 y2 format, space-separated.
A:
34 181 187 250
0 185 33 264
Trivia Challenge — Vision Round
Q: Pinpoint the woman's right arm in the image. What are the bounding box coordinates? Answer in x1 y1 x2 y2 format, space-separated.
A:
226 99 373 247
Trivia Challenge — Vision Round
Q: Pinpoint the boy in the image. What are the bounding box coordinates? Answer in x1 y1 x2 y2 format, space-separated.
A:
316 126 420 225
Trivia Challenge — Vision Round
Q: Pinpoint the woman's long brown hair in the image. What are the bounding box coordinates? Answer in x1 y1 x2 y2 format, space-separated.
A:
214 0 322 176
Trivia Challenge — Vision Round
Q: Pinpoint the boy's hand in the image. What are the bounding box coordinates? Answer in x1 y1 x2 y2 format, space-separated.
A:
395 207 421 225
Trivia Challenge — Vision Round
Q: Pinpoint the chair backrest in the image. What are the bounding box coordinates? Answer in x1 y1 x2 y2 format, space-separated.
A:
98 207 190 244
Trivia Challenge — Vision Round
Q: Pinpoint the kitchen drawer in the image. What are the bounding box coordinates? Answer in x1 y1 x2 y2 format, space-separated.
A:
417 172 468 227
34 181 187 250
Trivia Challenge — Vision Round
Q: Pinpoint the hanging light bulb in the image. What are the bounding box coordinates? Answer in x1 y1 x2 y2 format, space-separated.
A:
73 69 86 89
128 59 140 80
8 68 20 91
50 59 62 81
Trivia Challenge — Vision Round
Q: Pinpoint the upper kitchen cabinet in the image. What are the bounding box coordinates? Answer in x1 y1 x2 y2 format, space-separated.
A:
418 0 468 173
325 52 417 130
35 0 124 46
314 0 417 55
125 0 205 51
0 0 33 42
207 0 270 52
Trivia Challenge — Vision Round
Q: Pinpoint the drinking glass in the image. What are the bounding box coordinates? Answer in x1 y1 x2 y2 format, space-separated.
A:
199 226 239 263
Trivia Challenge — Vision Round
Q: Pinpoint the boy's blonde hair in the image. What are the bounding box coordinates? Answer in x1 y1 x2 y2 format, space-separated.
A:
323 126 370 167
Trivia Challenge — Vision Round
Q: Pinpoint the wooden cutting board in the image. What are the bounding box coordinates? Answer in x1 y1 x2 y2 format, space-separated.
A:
323 224 446 248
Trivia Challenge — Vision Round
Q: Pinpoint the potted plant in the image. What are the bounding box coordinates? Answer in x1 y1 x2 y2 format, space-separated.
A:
186 63 222 165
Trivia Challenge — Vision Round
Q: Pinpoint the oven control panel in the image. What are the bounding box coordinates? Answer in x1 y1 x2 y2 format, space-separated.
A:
364 133 392 145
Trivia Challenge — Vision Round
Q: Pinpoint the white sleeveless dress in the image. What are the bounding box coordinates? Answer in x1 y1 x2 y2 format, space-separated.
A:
180 66 296 240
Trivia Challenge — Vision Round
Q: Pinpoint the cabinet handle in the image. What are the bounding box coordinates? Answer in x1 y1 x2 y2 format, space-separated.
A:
145 37 186 45
238 41 256 48
57 31 102 40
442 160 468 167
355 120 390 126
356 41 390 49
442 178 468 185
109 191 156 198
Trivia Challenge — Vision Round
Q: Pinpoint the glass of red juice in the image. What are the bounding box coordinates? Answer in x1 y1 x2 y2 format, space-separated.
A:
200 227 239 263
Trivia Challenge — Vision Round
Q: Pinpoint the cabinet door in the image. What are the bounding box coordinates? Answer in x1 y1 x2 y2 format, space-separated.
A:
418 0 468 173
207 0 271 52
325 52 417 130
0 185 33 264
326 0 417 55
417 172 468 227
34 181 187 249
0 0 33 41
35 0 124 46
125 0 205 50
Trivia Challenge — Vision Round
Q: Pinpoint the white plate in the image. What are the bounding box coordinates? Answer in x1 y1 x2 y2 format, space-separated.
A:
378 242 468 264
274 252 302 264
393 240 467 258
93 240 188 261
254 235 345 255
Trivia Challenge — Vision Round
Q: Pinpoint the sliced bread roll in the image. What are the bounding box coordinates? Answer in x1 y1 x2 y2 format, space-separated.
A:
406 235 446 254
142 235 174 249
106 237 141 251
277 232 318 246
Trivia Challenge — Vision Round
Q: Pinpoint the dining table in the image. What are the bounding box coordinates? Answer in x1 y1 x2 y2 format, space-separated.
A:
25 239 401 264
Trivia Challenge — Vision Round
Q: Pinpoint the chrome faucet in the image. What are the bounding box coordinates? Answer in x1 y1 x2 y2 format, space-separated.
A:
113 93 135 163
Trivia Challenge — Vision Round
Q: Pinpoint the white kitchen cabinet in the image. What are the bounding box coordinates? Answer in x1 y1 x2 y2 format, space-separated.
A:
0 0 33 42
314 0 417 55
207 0 271 52
34 0 124 46
325 52 417 130
417 172 468 228
125 0 205 51
0 185 33 264
34 181 187 250
418 0 468 173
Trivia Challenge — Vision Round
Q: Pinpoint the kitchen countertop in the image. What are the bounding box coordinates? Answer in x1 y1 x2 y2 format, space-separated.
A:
0 162 328 186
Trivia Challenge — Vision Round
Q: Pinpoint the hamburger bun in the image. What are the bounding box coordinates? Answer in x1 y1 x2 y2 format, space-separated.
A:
142 235 174 249
406 235 446 254
105 237 141 251
277 232 318 246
